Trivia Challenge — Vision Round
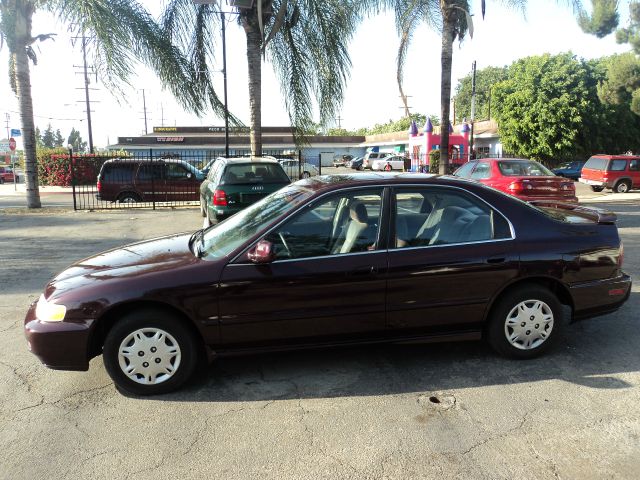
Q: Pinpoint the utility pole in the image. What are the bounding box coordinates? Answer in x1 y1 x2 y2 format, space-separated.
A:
335 115 343 129
222 11 229 157
469 60 477 160
141 89 149 135
4 113 9 140
81 33 94 153
72 31 98 153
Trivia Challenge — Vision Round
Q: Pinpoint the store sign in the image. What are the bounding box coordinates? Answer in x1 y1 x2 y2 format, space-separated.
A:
157 137 185 142
154 127 178 132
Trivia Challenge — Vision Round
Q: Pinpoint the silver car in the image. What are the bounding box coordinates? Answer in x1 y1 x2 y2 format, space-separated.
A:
279 159 319 180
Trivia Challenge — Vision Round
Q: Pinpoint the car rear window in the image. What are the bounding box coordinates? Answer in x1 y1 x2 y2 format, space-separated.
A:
101 164 136 183
583 157 608 171
609 159 627 171
497 160 553 176
222 163 290 185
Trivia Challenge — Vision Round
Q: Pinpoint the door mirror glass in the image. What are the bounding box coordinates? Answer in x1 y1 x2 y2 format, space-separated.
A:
186 172 193 179
248 239 275 264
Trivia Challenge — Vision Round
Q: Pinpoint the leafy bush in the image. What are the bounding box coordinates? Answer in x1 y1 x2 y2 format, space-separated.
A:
429 149 440 173
37 148 111 186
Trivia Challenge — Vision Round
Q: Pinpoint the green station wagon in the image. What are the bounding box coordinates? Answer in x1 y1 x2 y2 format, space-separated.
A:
199 158 291 225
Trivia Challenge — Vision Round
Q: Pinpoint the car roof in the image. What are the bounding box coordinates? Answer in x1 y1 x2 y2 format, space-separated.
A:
222 158 281 165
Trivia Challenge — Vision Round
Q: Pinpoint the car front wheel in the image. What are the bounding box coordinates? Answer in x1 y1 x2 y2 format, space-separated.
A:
487 285 563 359
103 309 199 395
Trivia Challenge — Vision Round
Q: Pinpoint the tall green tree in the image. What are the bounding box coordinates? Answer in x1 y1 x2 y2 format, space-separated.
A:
453 65 509 122
0 0 208 208
491 53 631 161
41 123 55 148
160 0 360 156
67 127 87 152
53 128 64 147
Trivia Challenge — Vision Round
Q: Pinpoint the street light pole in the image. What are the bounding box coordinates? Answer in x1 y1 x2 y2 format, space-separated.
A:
222 11 230 157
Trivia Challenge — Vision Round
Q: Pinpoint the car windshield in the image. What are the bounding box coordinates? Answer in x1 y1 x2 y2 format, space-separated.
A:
497 160 553 176
200 184 314 258
222 163 290 185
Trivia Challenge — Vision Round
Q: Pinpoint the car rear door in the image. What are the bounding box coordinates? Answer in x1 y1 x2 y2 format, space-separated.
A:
217 187 389 348
387 186 519 335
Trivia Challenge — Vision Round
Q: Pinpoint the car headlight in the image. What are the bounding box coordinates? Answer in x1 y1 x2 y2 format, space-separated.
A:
35 295 67 322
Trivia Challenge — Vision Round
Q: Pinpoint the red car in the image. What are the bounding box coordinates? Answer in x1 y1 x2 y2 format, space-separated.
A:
453 158 577 203
0 165 17 183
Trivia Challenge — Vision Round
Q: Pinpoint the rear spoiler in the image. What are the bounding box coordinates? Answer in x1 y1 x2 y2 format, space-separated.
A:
530 201 617 224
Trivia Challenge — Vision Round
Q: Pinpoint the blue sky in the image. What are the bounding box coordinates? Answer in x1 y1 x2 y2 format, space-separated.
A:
0 1 632 148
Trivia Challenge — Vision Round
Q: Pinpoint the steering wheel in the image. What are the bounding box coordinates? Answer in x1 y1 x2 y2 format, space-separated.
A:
278 232 293 257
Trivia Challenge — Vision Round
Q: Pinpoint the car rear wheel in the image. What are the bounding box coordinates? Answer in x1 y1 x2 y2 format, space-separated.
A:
199 196 206 217
0 178 4 184
118 192 141 203
487 285 563 359
103 309 199 395
590 185 604 192
613 180 631 193
302 171 311 179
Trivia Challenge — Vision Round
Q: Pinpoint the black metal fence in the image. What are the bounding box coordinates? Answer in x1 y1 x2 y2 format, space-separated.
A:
70 149 303 210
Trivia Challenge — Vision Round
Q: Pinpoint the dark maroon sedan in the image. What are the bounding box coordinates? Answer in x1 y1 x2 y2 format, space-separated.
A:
25 173 631 395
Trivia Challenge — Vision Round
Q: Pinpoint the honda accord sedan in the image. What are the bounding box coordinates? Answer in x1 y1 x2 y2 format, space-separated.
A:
25 173 631 395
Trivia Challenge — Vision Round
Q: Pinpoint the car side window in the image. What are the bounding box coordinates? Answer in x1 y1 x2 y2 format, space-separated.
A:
392 188 511 249
609 160 627 171
629 159 640 171
266 189 384 260
471 162 491 179
166 164 191 180
454 161 477 178
137 164 163 181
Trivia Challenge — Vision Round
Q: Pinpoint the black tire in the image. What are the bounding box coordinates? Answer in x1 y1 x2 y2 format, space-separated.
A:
0 178 4 184
613 180 631 194
15 176 19 182
103 308 199 396
118 192 141 203
487 285 563 359
199 196 206 217
302 171 311 179
590 185 604 192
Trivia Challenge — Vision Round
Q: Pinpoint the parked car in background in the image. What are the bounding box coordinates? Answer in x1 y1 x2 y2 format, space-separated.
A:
370 155 407 171
97 158 204 203
199 158 290 225
25 173 630 395
350 157 364 170
201 157 225 176
453 158 577 203
279 159 319 180
0 165 17 183
552 160 585 180
579 155 640 193
333 154 353 167
362 152 393 170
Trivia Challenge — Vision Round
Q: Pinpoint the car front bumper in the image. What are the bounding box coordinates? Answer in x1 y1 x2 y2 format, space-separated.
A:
24 303 93 371
570 273 632 321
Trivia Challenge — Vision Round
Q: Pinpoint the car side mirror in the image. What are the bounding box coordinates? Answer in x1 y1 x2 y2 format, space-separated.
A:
187 172 193 179
248 239 275 264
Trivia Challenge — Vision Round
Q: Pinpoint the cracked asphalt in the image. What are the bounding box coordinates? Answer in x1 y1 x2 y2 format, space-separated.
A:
1 196 639 479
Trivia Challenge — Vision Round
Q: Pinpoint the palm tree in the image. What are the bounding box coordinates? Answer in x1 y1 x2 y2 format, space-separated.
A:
0 0 210 208
385 0 591 173
160 0 360 156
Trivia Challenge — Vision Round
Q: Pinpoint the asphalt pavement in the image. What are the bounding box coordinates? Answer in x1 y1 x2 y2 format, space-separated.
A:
0 180 639 479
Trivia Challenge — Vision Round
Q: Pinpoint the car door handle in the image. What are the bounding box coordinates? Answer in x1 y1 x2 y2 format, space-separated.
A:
346 266 378 277
486 257 506 264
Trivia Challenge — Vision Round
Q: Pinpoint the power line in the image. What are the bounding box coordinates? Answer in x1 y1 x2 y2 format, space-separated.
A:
3 110 84 122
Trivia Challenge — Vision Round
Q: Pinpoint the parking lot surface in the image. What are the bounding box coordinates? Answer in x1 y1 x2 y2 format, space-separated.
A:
0 198 639 479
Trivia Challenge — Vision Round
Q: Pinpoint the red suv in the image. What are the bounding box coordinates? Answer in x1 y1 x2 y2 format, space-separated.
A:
0 165 17 183
579 155 640 193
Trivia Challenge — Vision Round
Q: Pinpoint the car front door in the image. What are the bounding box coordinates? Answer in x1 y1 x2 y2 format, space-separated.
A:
165 163 199 202
387 186 519 336
217 187 389 348
135 163 166 202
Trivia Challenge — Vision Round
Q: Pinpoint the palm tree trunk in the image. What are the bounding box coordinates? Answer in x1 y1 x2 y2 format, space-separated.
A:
13 2 41 208
439 6 455 175
244 19 262 157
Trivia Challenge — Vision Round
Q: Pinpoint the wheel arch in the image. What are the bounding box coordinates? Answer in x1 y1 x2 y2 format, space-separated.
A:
482 276 574 333
88 300 208 362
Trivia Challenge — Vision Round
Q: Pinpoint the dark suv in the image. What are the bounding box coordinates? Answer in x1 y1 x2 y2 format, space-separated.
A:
97 158 205 203
200 158 290 224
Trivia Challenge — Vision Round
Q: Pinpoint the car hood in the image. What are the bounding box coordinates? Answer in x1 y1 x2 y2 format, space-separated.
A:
44 233 198 299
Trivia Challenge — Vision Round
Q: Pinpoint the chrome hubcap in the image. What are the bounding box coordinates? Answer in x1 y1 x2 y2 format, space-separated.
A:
118 328 181 385
504 299 554 350
619 183 629 193
121 197 136 203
